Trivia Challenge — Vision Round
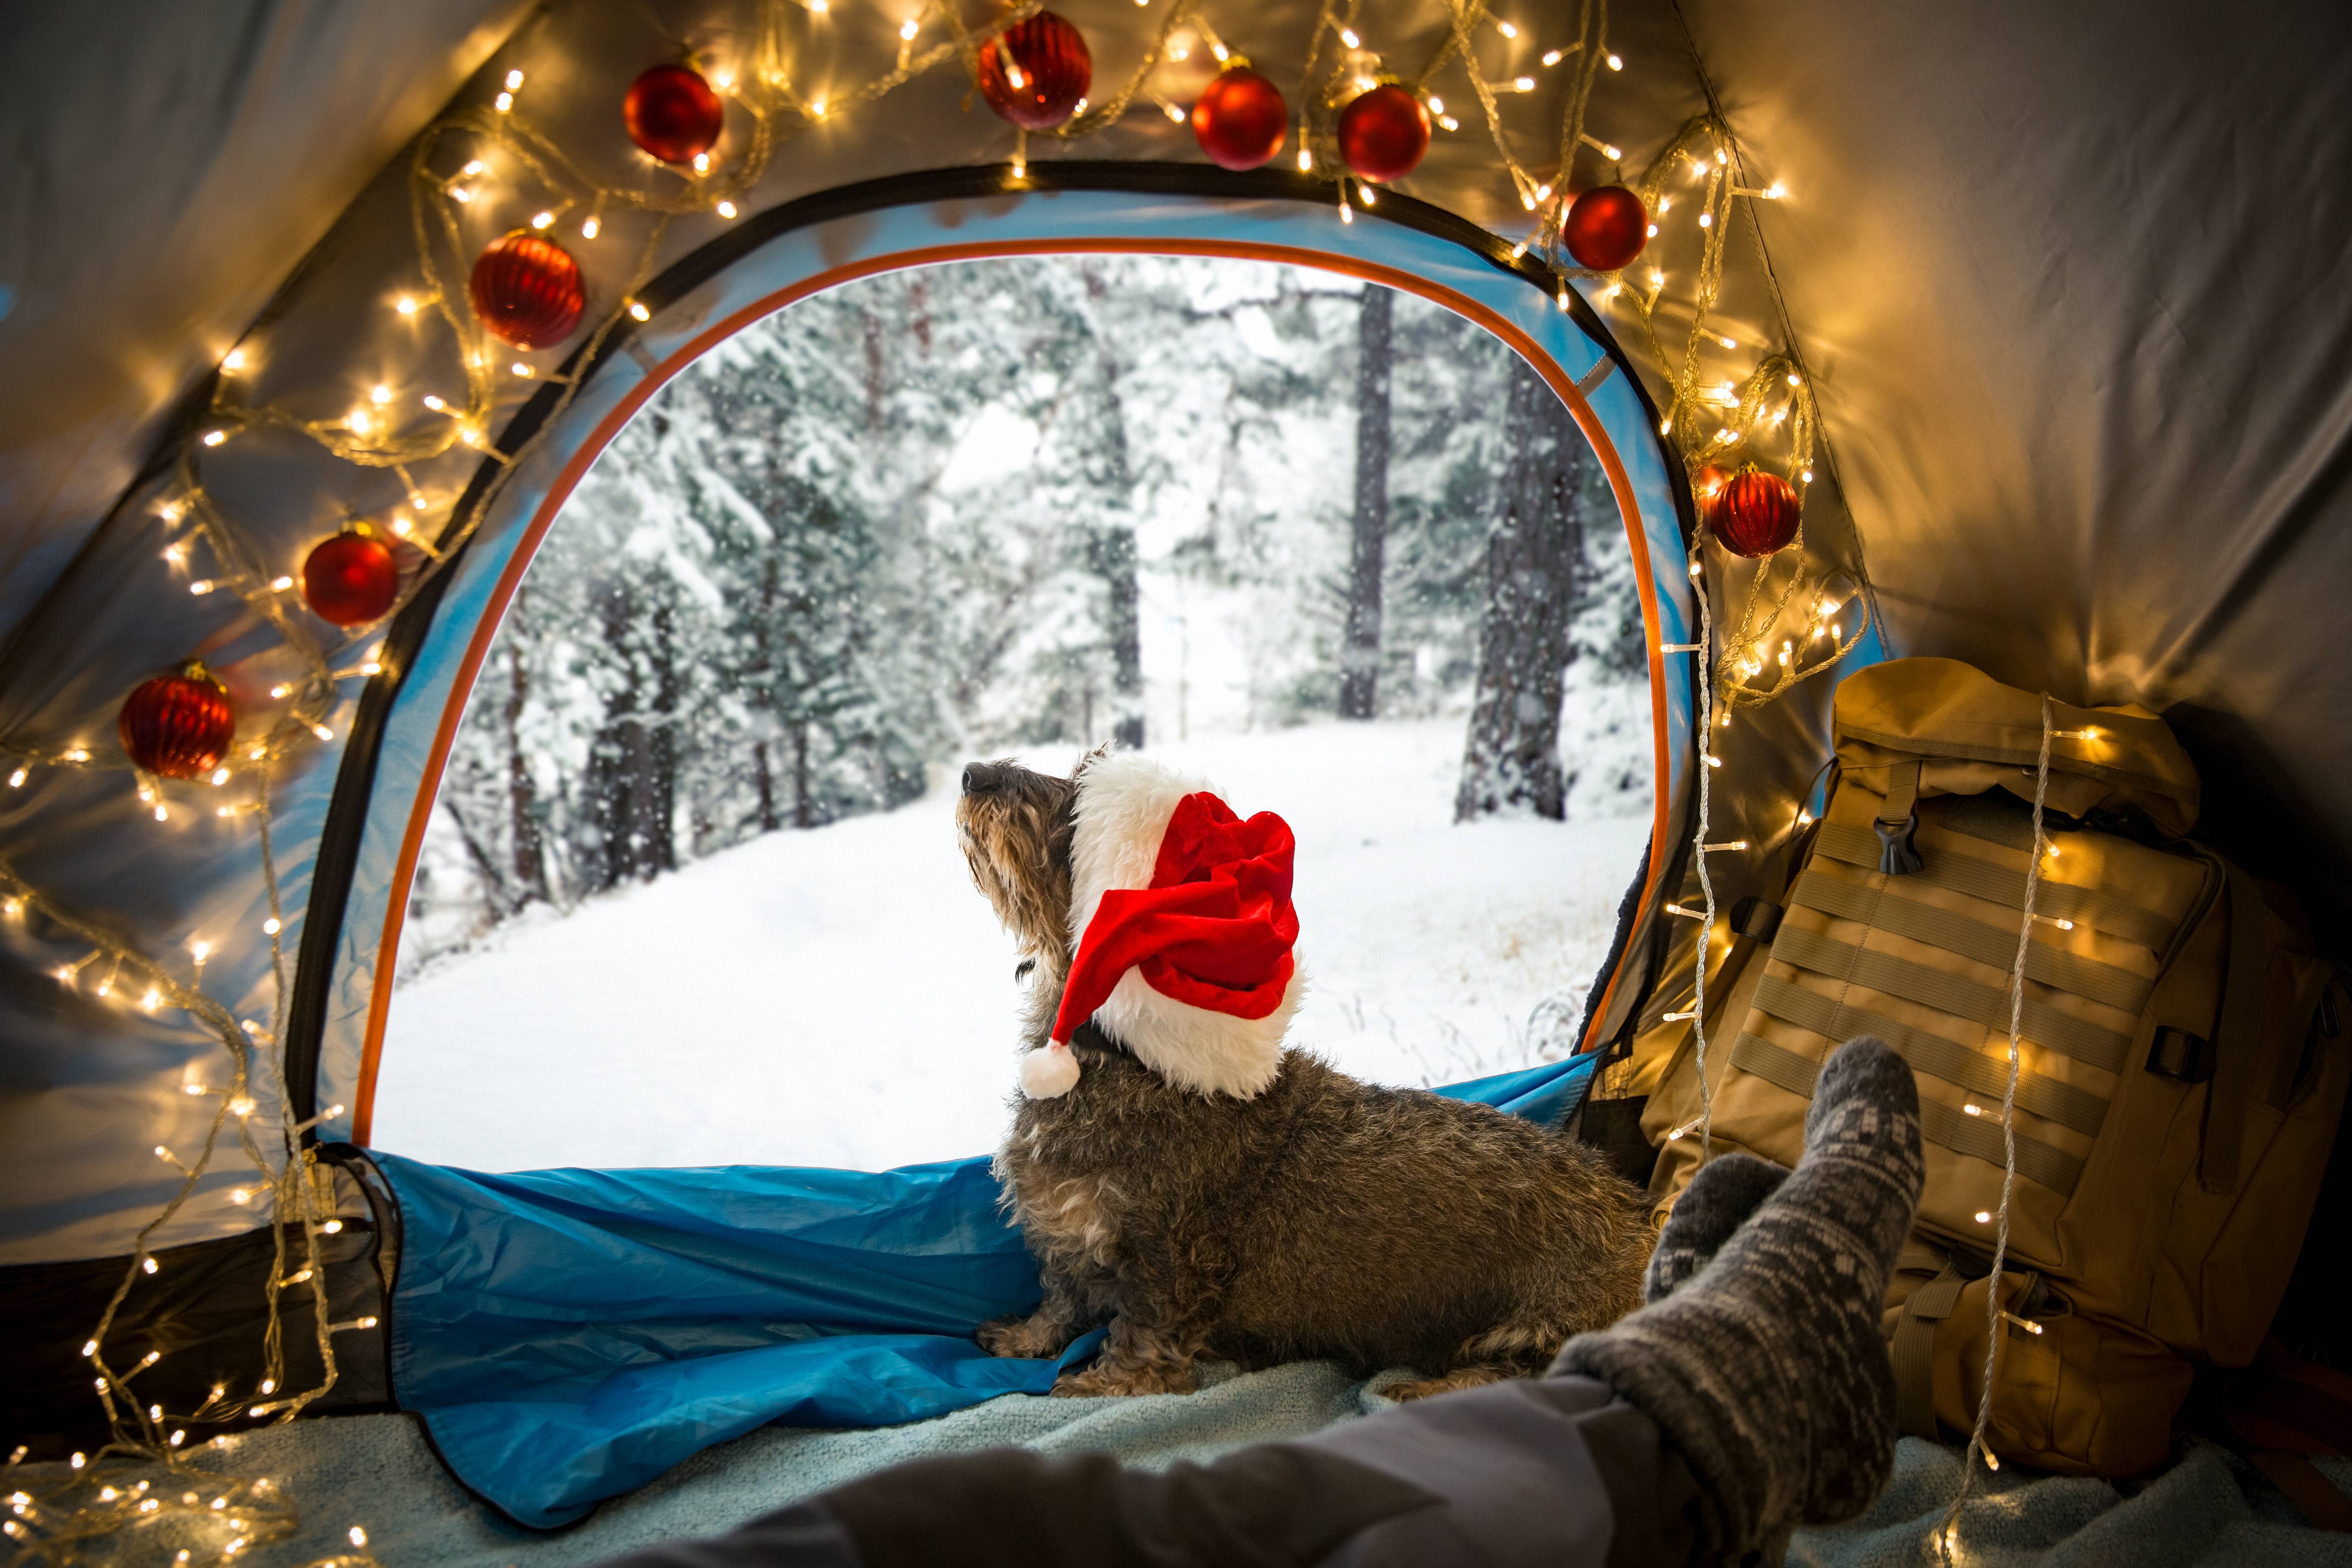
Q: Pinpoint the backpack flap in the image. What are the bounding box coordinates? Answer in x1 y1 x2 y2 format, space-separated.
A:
1833 658 2201 841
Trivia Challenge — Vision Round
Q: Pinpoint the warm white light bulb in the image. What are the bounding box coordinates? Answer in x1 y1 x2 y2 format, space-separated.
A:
580 215 600 239
530 210 554 229
1606 52 1623 69
493 91 513 112
222 348 246 371
1541 48 1562 66
900 17 918 38
504 69 524 90
628 302 651 321
1338 26 1359 46
715 199 738 218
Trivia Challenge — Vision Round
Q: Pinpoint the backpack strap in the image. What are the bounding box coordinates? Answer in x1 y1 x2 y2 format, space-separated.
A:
1890 1261 1966 1437
2202 862 2274 1195
1874 760 1926 876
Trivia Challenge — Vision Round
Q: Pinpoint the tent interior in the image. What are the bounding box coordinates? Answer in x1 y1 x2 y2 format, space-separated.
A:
6 0 2352 1562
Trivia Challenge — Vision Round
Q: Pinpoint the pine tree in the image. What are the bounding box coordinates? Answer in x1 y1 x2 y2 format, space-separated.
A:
1339 286 1394 719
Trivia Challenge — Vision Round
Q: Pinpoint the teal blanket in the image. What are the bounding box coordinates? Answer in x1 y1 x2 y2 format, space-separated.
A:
65 1362 2352 1568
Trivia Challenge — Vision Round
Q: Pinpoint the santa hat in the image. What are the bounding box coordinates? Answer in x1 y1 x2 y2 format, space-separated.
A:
1020 752 1305 1101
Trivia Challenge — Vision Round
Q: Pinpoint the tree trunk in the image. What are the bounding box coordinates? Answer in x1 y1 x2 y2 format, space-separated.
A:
586 580 640 890
1340 286 1394 720
1455 359 1589 822
1089 524 1144 748
646 597 680 875
504 590 548 908
750 557 780 834
1092 345 1146 749
790 721 814 830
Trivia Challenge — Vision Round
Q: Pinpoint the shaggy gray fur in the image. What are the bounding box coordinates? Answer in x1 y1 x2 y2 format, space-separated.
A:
1553 1037 1924 1560
1643 1151 1788 1304
957 755 1653 1398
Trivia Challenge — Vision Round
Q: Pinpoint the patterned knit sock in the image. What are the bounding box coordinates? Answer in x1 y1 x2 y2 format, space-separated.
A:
1553 1037 1923 1559
1644 1151 1788 1304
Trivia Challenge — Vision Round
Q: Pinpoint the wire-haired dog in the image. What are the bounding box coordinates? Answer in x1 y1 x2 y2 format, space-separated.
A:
955 749 1653 1398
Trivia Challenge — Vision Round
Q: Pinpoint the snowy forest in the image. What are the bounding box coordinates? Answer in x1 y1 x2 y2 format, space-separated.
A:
380 256 1654 1172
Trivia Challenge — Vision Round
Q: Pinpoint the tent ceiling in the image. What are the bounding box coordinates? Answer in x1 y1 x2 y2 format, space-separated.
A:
0 0 531 640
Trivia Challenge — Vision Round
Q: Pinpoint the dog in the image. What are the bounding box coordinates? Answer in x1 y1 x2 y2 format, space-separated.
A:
955 749 1653 1399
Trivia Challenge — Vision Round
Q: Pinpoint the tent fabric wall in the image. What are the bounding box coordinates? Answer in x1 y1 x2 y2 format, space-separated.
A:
0 0 532 638
1677 0 2352 943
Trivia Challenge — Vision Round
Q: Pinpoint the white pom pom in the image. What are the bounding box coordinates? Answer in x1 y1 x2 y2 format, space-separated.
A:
1019 1041 1081 1099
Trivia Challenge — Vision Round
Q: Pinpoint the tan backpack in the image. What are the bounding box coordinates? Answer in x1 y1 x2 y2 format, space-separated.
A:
1642 657 2350 1476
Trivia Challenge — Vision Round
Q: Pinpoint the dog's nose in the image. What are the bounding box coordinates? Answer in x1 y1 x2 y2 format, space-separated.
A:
962 762 1001 796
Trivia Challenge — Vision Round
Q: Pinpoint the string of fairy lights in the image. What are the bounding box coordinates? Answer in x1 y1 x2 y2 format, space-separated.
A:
0 0 1890 1560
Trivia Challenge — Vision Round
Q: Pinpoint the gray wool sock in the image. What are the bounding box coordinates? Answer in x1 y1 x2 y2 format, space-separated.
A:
1644 1151 1789 1304
1552 1037 1923 1560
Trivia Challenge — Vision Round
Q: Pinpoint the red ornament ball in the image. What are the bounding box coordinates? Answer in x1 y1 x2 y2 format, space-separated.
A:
1336 84 1430 184
624 64 725 166
1563 184 1648 272
977 13 1091 131
303 528 400 626
119 661 235 780
469 232 586 351
1707 467 1803 558
1191 67 1287 171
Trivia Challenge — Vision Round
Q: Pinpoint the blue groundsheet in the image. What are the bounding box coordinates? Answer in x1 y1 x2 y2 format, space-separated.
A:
372 1054 1599 1527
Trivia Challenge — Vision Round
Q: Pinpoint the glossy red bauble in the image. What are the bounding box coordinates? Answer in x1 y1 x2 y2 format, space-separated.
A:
1191 67 1287 171
1563 184 1648 272
119 661 235 780
303 529 400 626
469 232 586 351
1336 84 1430 183
1707 467 1802 558
624 64 725 166
977 13 1091 131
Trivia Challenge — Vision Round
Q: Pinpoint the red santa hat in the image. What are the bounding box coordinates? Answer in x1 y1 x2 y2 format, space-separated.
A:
1020 751 1305 1101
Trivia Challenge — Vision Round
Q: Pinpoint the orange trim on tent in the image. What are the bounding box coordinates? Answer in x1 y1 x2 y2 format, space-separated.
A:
350 237 1674 1145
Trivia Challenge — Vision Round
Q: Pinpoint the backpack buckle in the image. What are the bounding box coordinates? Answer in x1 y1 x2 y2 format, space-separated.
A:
2149 1027 2215 1084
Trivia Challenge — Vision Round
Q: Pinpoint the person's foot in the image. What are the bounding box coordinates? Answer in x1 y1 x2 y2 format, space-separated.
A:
1644 1152 1788 1303
1552 1038 1923 1560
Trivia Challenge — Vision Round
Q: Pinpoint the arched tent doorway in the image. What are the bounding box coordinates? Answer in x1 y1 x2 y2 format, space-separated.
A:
316 177 1703 1156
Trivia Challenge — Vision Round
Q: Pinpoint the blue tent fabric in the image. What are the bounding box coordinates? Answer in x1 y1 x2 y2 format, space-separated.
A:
370 1052 1599 1528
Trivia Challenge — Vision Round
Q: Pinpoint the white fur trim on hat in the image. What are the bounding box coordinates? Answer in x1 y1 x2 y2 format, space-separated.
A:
1065 751 1303 1100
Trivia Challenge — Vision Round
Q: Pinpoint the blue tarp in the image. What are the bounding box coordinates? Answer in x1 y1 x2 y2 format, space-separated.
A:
371 1052 1599 1528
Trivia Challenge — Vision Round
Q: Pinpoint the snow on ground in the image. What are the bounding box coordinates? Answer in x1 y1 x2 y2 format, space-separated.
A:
375 715 1651 1173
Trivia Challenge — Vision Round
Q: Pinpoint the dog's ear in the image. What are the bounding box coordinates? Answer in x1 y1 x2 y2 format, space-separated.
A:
1070 742 1114 784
